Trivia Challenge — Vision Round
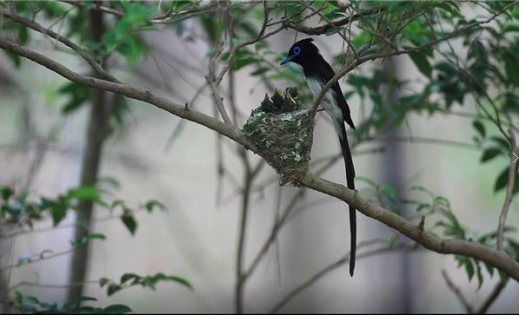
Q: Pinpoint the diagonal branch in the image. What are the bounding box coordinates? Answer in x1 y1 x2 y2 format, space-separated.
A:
0 9 118 82
300 173 519 282
475 278 509 314
0 38 252 151
441 270 473 313
270 240 414 313
496 132 518 251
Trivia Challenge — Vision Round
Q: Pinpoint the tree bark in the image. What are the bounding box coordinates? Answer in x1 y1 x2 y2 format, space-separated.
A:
66 7 111 304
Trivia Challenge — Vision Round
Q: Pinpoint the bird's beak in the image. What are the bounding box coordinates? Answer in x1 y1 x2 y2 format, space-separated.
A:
280 55 293 65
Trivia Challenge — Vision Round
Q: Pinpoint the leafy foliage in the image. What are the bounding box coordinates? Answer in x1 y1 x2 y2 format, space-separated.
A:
9 291 132 314
0 185 102 229
99 272 193 297
406 185 519 288
2 183 175 313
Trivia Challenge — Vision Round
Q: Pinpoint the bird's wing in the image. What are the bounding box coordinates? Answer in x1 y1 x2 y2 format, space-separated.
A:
316 60 356 130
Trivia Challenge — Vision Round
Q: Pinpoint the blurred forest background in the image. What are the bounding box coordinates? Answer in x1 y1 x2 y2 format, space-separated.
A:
0 0 518 313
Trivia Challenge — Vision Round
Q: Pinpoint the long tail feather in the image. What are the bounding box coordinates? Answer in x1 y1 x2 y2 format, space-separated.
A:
337 123 356 276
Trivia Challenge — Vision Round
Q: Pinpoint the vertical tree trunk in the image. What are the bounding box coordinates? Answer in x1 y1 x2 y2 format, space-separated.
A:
67 7 111 304
381 57 412 313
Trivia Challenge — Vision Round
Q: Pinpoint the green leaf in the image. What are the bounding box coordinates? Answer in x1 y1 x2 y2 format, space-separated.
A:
238 21 258 38
58 82 89 114
0 186 14 200
409 51 432 78
71 233 106 246
85 233 106 241
111 95 129 125
121 213 137 235
121 273 140 285
498 269 509 283
503 23 519 33
18 26 29 45
464 258 475 281
475 261 484 290
111 200 126 211
472 120 486 138
494 166 509 193
490 136 510 151
434 61 457 76
20 295 39 312
502 50 519 85
480 148 502 163
166 276 194 291
40 301 57 310
99 277 110 288
103 304 132 314
117 36 141 66
102 31 119 52
5 51 22 68
484 262 495 278
67 186 101 202
143 200 167 213
467 39 486 61
107 283 122 296
42 0 67 18
250 67 270 76
50 203 68 227
433 0 461 18
14 290 24 304
378 184 396 198
76 296 97 303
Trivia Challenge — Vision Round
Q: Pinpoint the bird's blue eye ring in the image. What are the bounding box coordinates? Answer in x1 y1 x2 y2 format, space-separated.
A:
293 46 301 55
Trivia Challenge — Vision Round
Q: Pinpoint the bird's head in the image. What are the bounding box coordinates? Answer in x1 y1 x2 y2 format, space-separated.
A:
280 38 319 67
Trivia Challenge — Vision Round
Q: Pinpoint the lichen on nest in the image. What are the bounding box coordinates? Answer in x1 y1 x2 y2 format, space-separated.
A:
243 87 314 186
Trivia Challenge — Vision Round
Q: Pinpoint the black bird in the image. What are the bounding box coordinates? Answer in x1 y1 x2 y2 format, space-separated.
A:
280 38 357 276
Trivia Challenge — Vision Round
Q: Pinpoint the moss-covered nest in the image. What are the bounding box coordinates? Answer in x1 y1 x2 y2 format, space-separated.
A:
243 88 314 186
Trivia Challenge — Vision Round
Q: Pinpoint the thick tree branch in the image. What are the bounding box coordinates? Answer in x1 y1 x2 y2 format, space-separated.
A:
0 9 118 82
2 38 519 282
0 38 253 152
300 173 519 282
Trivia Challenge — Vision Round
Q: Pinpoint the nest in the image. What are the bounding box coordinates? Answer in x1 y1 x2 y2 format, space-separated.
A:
243 88 314 186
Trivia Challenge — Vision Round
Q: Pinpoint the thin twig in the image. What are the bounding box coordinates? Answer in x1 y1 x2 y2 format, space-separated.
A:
8 280 100 291
0 248 76 273
270 241 415 313
282 6 385 35
496 132 518 251
235 152 254 314
441 270 473 313
59 0 125 17
475 279 509 314
207 40 234 127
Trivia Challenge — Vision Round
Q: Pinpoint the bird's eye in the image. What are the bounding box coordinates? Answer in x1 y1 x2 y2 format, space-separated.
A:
293 46 301 55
